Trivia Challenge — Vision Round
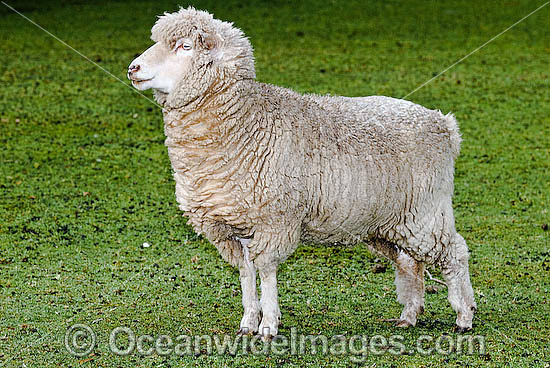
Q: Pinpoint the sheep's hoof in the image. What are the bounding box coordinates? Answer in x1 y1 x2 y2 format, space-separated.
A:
454 325 472 334
395 320 413 328
260 333 274 342
236 327 255 336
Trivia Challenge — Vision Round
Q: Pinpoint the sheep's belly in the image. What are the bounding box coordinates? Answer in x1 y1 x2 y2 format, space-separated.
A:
301 186 402 245
301 207 390 245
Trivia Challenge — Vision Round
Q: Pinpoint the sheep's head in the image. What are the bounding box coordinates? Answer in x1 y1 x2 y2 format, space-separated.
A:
128 7 255 107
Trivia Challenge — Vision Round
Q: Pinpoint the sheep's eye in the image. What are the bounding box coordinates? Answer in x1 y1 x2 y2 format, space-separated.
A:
175 43 192 52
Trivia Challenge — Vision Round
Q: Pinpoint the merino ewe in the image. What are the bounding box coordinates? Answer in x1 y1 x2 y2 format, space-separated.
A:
127 7 476 338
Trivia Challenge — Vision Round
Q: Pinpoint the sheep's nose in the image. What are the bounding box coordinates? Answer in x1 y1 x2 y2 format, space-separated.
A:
127 64 140 76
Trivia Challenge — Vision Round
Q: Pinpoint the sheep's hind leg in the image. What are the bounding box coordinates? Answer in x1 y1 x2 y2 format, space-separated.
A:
394 251 425 327
367 240 424 327
236 238 261 335
440 233 476 332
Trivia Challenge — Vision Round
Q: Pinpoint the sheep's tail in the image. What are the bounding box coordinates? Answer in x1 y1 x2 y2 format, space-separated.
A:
443 112 462 160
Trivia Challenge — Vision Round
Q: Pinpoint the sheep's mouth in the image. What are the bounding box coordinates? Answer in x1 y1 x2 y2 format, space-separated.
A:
131 77 153 84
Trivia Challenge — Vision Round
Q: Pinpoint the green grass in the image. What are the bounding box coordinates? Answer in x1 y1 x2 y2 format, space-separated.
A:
1 0 549 366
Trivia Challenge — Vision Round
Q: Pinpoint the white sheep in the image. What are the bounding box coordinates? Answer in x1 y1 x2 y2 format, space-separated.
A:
127 7 476 338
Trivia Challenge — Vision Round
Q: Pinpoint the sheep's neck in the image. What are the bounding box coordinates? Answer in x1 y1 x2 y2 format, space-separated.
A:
164 79 263 148
162 79 271 232
163 73 243 114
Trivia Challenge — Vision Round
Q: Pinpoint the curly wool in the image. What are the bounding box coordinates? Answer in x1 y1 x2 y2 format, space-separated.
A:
155 8 463 267
163 83 461 264
153 13 460 266
137 6 476 333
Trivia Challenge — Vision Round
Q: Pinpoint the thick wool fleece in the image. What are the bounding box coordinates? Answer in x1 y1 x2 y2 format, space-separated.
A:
163 81 461 267
139 6 476 332
152 10 463 269
153 8 464 267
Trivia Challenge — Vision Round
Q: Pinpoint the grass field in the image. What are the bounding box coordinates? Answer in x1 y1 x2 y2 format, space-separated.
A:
1 0 549 366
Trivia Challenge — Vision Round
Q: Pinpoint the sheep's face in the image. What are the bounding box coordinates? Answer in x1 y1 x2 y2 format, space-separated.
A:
128 7 255 107
127 38 194 94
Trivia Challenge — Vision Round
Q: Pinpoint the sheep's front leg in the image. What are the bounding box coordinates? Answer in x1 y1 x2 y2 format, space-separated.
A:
237 238 261 335
257 262 280 339
249 227 300 340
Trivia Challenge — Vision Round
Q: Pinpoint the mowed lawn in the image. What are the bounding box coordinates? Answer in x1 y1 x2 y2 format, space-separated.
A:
0 0 549 367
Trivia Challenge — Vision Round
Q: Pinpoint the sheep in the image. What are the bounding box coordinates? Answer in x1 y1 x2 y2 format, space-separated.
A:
127 7 476 339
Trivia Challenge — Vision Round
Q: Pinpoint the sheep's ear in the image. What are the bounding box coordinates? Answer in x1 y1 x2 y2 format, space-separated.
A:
197 31 218 51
